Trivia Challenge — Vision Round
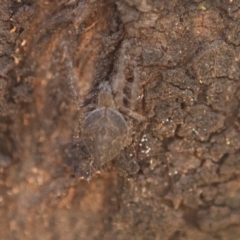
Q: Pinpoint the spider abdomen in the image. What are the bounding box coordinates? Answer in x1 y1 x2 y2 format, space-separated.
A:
82 107 129 167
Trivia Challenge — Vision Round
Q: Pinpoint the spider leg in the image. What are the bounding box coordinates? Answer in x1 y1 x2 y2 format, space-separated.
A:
115 149 140 175
63 43 81 109
73 112 83 147
119 106 146 122
111 43 126 107
131 61 142 110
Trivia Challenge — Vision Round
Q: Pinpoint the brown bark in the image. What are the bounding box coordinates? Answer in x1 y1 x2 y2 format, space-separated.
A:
1 0 240 239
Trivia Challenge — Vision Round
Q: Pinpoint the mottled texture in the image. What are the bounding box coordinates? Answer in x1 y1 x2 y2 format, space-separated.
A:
1 0 240 239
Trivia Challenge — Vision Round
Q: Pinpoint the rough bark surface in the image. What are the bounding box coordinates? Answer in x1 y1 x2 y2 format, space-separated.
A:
1 0 240 239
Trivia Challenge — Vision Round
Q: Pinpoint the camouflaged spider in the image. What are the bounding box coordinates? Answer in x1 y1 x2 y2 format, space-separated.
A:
64 43 145 179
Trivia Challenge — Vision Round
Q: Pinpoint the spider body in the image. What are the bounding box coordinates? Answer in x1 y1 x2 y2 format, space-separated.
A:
82 82 129 168
65 43 145 178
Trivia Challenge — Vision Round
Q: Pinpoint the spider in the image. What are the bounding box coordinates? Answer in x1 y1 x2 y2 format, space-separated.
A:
64 43 145 179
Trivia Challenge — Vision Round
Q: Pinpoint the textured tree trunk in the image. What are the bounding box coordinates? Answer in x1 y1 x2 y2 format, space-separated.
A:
1 1 240 239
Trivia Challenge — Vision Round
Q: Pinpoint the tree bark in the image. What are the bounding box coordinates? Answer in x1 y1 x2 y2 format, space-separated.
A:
1 0 240 239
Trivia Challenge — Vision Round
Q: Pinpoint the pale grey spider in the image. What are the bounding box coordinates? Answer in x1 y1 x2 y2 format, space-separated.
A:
64 43 145 179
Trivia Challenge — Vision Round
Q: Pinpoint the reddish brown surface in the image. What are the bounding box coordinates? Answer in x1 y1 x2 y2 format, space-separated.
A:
1 0 240 239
